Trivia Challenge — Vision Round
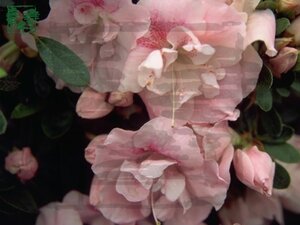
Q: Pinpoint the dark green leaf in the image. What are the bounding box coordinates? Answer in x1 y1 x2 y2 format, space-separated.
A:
0 110 7 135
0 188 38 213
276 88 290 97
291 76 300 92
273 162 291 189
41 111 73 139
276 18 290 36
11 103 42 119
261 125 294 144
255 65 273 111
36 37 90 87
256 0 278 10
265 143 300 163
261 109 283 137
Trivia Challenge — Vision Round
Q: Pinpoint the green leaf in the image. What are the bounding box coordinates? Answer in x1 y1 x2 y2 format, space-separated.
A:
265 143 300 163
0 110 7 135
276 88 290 97
36 37 90 87
273 162 290 189
291 76 300 92
260 109 283 137
0 188 38 213
11 103 42 119
276 18 290 36
41 111 73 139
255 65 273 111
261 125 294 144
256 0 278 10
0 68 7 78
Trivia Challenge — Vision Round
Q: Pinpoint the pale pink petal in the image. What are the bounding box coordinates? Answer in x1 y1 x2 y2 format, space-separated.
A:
153 196 177 221
139 158 177 179
164 201 212 225
246 146 275 196
138 50 164 86
96 182 149 223
120 160 153 190
116 172 149 202
233 149 255 187
85 135 107 164
244 9 277 57
73 3 99 25
120 47 153 92
161 169 185 202
240 45 263 98
76 88 113 119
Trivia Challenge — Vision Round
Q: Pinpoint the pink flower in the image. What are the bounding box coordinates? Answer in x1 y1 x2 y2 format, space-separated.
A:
88 117 233 224
269 47 298 78
36 0 150 92
219 188 284 225
119 0 276 125
76 87 133 119
287 16 300 46
233 146 275 196
5 147 38 182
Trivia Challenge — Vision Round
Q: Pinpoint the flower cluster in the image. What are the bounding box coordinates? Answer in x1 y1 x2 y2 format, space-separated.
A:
3 0 300 224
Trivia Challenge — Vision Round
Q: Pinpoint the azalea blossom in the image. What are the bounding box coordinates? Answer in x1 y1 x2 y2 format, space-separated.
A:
5 147 38 182
36 0 150 92
87 117 233 224
119 0 277 125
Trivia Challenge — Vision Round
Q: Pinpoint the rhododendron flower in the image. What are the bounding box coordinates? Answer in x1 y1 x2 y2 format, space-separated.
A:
218 188 284 225
87 117 233 224
37 0 150 92
269 47 298 78
76 87 133 119
5 147 38 182
233 146 275 196
117 0 277 125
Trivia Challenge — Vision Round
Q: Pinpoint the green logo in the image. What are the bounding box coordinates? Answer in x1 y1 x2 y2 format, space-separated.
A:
6 5 39 33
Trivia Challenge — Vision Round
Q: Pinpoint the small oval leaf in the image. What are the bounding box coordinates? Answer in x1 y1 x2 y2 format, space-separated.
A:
11 103 42 119
273 162 291 189
276 18 290 36
36 37 90 87
265 143 300 163
0 111 7 134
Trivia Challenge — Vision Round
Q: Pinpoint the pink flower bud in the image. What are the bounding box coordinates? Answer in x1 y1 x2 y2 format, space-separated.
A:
76 87 114 119
269 47 298 78
84 134 107 164
233 146 275 196
5 147 38 182
108 92 133 107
